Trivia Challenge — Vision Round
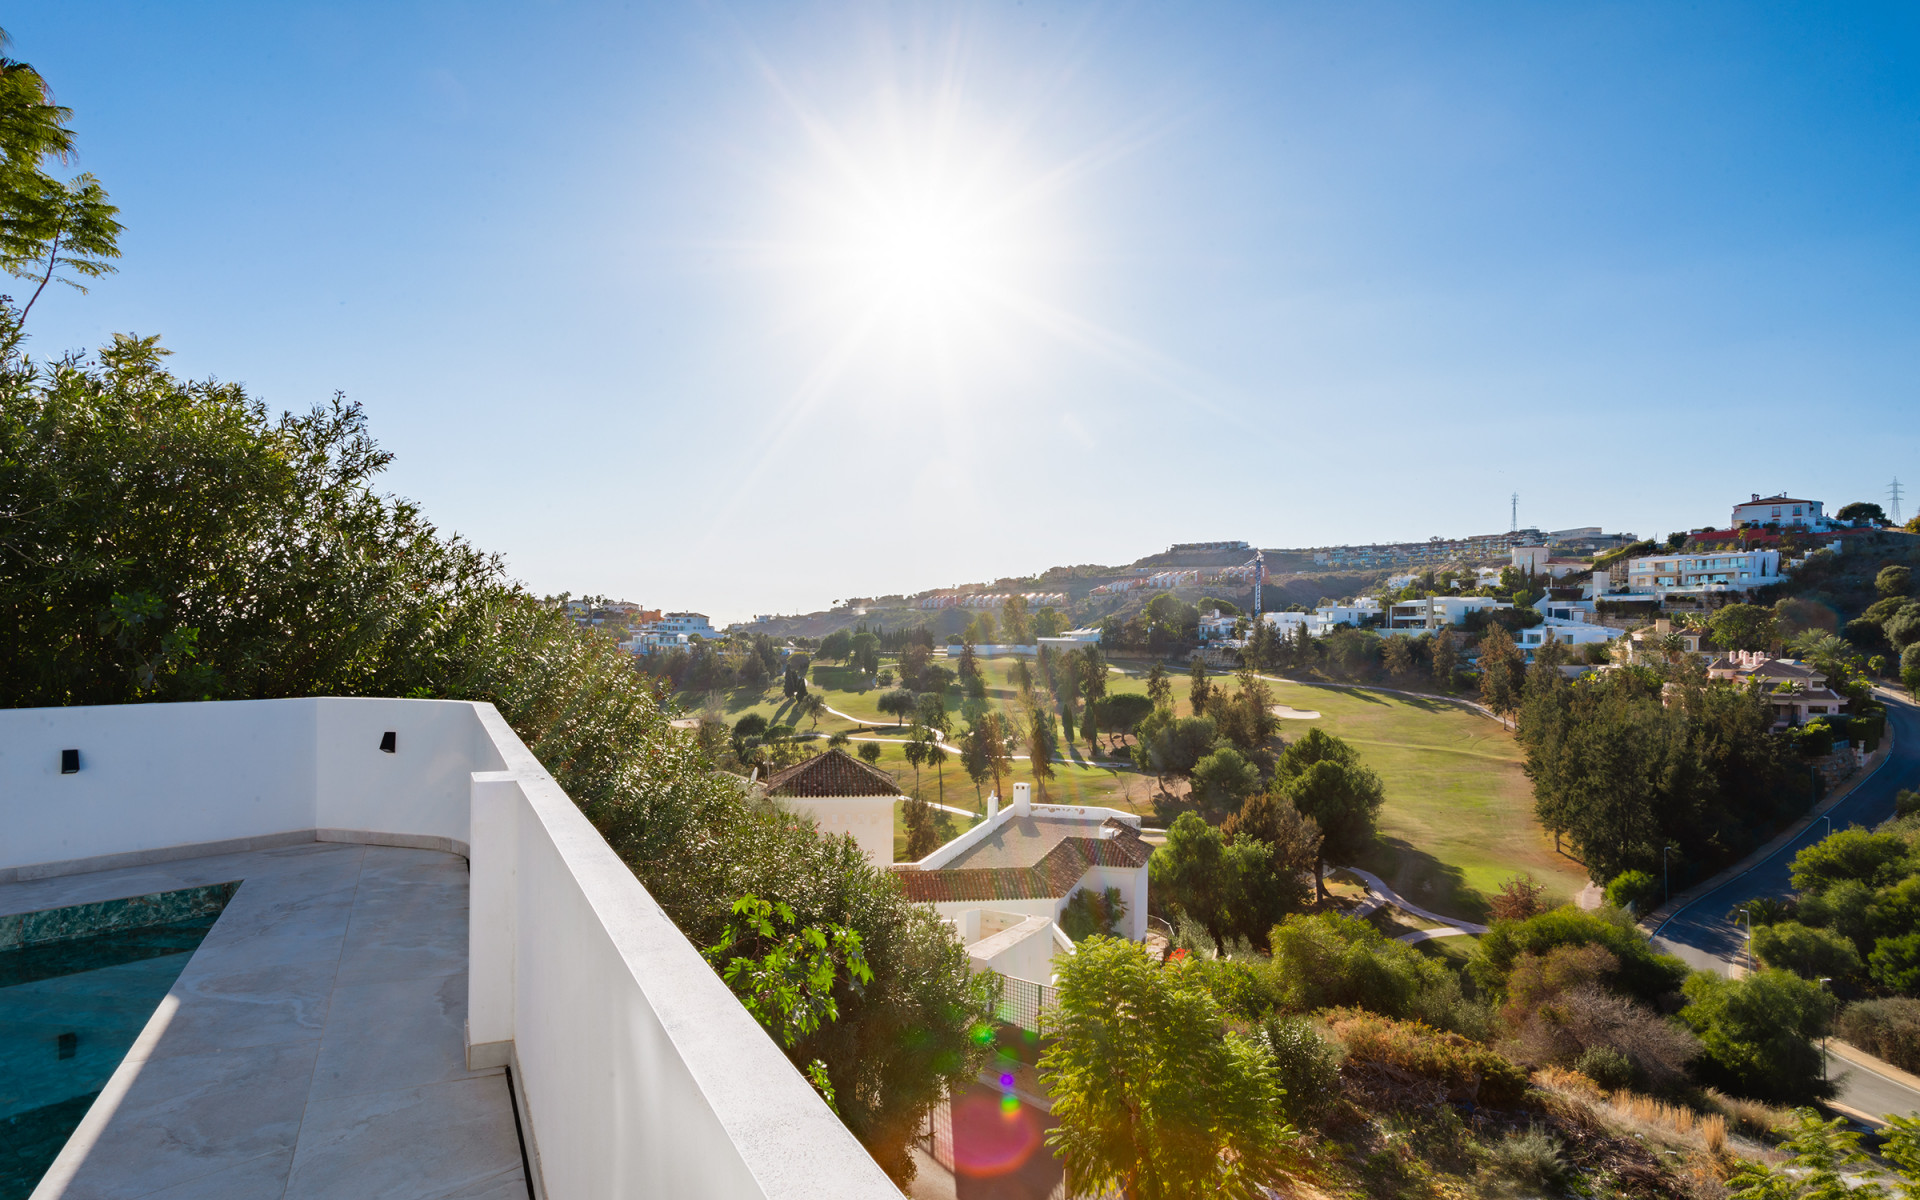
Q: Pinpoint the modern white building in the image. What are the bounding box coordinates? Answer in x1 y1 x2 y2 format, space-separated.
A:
1624 549 1781 600
1316 598 1382 629
1385 595 1512 631
1731 494 1831 531
1037 627 1103 652
1514 620 1624 663
644 611 721 639
1261 610 1321 636
1511 545 1591 579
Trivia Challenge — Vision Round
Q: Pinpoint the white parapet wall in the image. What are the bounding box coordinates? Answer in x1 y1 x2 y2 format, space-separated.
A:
0 697 897 1200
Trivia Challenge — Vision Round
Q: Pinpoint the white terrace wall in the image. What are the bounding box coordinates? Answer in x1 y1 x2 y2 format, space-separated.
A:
0 698 896 1200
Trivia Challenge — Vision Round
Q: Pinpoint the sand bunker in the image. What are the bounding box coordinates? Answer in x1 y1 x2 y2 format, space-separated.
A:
1271 704 1322 720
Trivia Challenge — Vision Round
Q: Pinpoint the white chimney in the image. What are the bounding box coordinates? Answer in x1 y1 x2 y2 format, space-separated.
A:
1013 782 1031 817
986 792 999 821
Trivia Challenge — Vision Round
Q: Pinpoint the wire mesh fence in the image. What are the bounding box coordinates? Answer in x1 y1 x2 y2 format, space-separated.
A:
993 972 1059 1033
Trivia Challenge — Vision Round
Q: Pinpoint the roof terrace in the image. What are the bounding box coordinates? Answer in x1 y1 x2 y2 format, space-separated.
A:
0 697 896 1199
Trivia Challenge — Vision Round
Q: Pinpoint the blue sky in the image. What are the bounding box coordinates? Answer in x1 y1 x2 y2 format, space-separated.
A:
10 2 1919 622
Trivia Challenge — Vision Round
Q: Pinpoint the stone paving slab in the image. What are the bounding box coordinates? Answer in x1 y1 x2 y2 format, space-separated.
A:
6 841 527 1200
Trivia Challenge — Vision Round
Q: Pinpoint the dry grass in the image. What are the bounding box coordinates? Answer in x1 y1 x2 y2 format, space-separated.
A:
1700 1090 1792 1141
1533 1066 1736 1159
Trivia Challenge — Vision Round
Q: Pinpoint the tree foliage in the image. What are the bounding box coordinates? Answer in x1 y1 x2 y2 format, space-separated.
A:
1041 938 1295 1200
0 334 990 1183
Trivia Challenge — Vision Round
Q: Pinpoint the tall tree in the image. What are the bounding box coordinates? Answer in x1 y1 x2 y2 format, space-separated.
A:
1080 646 1108 705
1431 628 1458 686
1001 593 1032 644
1024 697 1058 800
902 728 928 795
0 40 122 324
1188 658 1212 716
1146 662 1172 710
1150 812 1232 948
1274 731 1384 899
1478 625 1523 724
1382 635 1414 678
1041 938 1293 1200
1709 603 1777 653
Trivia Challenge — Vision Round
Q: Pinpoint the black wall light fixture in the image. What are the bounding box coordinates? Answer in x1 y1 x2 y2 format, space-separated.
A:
379 731 397 754
60 749 80 774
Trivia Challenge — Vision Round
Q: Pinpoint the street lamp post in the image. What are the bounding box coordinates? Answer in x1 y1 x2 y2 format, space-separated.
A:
1739 907 1755 973
1817 977 1833 1081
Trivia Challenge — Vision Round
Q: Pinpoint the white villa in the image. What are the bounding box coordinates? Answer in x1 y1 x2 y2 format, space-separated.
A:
890 783 1153 1005
1707 651 1851 728
1731 493 1832 531
759 749 903 868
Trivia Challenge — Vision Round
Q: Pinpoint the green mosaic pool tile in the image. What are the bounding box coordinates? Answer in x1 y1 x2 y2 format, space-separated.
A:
0 881 239 951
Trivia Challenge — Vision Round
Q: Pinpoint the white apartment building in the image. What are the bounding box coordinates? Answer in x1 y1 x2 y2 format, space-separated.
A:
1731 494 1831 531
1625 549 1781 599
1316 598 1382 628
645 611 721 639
1514 620 1624 663
1386 595 1512 631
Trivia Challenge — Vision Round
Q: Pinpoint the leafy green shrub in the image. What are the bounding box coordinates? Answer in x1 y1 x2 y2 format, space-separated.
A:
1680 969 1833 1103
1324 1009 1529 1106
1790 829 1911 894
1604 870 1661 914
1574 1045 1634 1091
1898 789 1920 820
1257 1016 1342 1123
1752 921 1863 980
1471 906 1689 1004
1871 933 1920 993
1267 913 1486 1036
1837 998 1920 1073
1486 1123 1570 1190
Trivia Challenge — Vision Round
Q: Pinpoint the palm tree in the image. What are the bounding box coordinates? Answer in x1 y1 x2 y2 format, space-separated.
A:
925 735 948 805
903 729 928 798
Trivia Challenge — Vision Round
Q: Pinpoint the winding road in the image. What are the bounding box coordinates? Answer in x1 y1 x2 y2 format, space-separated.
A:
1651 691 1920 1119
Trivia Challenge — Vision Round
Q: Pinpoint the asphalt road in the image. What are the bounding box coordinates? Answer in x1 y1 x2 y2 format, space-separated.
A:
1652 692 1920 1117
1653 693 1920 973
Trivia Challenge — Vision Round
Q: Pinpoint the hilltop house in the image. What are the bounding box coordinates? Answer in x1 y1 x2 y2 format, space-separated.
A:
1707 650 1850 728
1625 618 1711 664
1732 494 1832 532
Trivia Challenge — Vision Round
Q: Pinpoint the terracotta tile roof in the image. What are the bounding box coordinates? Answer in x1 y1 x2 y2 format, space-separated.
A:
763 749 902 798
892 819 1152 904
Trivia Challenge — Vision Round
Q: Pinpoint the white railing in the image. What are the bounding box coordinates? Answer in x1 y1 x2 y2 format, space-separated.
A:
0 698 897 1199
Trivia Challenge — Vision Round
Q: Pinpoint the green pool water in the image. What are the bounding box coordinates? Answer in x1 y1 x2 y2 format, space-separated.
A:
0 882 236 1200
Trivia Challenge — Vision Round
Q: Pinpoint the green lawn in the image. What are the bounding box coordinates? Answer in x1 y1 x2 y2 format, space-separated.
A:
673 655 1582 920
694 655 1161 816
1258 679 1588 923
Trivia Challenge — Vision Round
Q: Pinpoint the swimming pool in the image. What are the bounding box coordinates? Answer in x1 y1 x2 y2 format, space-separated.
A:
0 881 236 1199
